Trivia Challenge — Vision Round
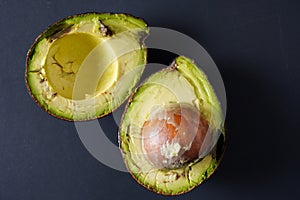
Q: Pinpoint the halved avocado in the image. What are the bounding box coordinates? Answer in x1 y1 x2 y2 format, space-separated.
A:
26 13 148 121
119 56 226 195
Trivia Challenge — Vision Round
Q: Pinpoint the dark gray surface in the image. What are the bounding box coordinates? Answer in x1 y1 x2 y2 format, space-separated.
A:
1 0 300 199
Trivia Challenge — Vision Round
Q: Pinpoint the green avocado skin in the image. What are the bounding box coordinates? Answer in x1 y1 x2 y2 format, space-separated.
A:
26 13 148 121
119 56 226 195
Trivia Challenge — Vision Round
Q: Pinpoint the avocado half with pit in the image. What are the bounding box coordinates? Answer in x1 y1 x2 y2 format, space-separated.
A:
26 13 148 121
119 56 226 195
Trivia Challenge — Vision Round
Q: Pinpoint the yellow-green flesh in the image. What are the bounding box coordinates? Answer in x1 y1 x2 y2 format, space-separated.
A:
26 13 148 120
45 33 118 100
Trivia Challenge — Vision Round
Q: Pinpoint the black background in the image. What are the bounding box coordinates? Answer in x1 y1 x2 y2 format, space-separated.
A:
1 0 300 199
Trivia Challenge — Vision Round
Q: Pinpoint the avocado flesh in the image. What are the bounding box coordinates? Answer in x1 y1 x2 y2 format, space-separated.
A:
45 32 119 100
119 56 225 195
26 13 148 120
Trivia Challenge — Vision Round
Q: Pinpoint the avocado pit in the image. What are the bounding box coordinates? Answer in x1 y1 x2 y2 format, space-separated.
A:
141 104 209 169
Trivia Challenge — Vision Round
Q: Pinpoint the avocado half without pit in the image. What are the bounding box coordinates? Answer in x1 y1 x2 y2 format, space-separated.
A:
119 56 226 195
26 13 148 121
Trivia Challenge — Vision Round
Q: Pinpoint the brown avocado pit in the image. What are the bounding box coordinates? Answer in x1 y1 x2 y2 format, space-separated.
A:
141 103 209 169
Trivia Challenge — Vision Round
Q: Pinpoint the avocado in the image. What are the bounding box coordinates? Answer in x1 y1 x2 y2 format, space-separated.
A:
119 56 226 195
26 13 148 121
